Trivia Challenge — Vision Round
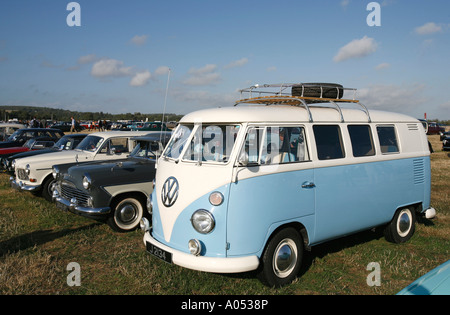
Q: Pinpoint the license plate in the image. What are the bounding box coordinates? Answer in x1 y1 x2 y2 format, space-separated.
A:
146 242 172 264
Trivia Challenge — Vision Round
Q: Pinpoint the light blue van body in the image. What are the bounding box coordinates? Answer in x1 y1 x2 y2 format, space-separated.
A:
151 156 431 259
143 99 435 282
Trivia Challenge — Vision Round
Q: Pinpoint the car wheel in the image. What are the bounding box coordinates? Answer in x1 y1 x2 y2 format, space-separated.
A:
42 176 57 202
384 207 416 243
107 195 144 232
258 227 303 287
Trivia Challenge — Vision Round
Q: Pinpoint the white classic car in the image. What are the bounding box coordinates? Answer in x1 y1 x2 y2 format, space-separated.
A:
10 131 152 201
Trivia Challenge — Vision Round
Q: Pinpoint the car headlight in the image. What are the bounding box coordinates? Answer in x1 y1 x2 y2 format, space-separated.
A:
11 159 16 170
52 166 60 179
191 210 215 234
25 164 31 175
82 174 91 189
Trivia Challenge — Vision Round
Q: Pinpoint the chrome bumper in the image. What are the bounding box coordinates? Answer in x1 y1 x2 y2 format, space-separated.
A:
10 177 41 192
53 189 110 217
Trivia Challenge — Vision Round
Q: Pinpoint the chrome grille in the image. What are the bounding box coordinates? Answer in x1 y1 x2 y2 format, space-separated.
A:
60 181 90 207
17 168 29 181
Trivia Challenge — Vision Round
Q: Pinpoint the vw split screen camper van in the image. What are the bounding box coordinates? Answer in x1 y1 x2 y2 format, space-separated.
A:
141 83 436 287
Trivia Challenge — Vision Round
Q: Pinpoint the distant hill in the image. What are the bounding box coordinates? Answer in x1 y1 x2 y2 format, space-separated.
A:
0 105 182 123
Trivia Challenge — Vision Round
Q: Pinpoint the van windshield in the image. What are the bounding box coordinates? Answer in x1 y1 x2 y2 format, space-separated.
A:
163 124 240 163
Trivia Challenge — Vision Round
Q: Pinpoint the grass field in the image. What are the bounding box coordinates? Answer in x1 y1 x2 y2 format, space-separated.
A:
0 134 448 295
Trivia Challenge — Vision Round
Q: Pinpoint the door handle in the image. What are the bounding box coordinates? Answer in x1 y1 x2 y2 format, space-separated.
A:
301 181 316 189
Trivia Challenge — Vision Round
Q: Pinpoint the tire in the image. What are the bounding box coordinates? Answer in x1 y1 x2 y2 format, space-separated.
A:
107 195 145 232
292 83 344 99
258 227 303 287
384 207 416 243
42 176 57 202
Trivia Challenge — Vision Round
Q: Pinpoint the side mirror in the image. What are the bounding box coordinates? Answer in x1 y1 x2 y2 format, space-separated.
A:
238 152 258 167
109 147 116 155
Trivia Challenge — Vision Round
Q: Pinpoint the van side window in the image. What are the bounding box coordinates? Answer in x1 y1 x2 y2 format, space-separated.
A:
377 125 399 154
348 125 375 157
262 127 308 164
240 126 309 165
313 125 345 160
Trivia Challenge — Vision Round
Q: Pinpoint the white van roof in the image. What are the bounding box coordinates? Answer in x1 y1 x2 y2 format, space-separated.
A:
180 105 418 124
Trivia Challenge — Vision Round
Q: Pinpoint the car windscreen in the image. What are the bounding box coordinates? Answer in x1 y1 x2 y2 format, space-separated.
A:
130 140 161 159
76 135 104 152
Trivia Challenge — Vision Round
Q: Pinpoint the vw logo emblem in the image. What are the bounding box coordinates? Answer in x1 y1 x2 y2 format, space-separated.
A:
161 177 179 207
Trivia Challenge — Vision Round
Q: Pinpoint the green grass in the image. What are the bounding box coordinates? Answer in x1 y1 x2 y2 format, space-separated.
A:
0 135 449 295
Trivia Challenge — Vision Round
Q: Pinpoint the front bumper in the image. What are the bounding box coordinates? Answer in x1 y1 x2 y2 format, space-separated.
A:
143 231 260 274
54 192 111 218
10 177 41 192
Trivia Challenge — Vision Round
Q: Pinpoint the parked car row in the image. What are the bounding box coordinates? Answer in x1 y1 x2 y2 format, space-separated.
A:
6 130 171 232
442 133 450 151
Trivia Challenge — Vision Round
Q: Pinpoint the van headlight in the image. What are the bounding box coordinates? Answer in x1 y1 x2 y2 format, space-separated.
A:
82 174 92 189
191 210 215 234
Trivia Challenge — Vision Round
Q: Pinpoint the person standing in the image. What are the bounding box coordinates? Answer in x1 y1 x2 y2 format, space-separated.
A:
70 116 76 133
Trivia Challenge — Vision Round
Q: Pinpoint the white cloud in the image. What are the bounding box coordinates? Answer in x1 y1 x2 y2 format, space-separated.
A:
154 66 170 76
357 84 427 115
375 63 390 70
188 64 217 75
91 58 133 78
340 0 350 8
130 34 148 46
333 36 378 62
224 58 248 69
90 58 152 88
183 64 221 86
171 88 237 109
415 22 442 35
129 70 151 87
78 54 98 65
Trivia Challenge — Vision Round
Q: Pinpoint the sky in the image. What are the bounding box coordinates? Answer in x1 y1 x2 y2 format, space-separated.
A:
0 0 449 120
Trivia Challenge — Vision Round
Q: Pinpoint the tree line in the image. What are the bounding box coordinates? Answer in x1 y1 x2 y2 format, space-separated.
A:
1 105 449 126
0 106 183 123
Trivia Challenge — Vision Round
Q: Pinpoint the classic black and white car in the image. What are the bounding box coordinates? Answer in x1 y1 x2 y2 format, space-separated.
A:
11 131 150 201
2 134 87 174
53 132 171 232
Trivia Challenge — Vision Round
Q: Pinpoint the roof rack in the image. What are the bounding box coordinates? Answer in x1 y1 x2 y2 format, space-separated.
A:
235 83 371 123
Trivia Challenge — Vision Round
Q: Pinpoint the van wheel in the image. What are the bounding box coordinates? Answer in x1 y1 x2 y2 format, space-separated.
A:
107 195 144 232
258 227 303 287
384 207 416 243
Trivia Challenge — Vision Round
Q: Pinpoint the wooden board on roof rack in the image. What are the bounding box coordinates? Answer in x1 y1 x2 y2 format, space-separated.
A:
236 95 360 106
235 82 371 123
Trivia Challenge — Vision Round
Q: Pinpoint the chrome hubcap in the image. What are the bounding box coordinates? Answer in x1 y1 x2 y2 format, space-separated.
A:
118 204 137 223
398 210 412 237
273 239 297 278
